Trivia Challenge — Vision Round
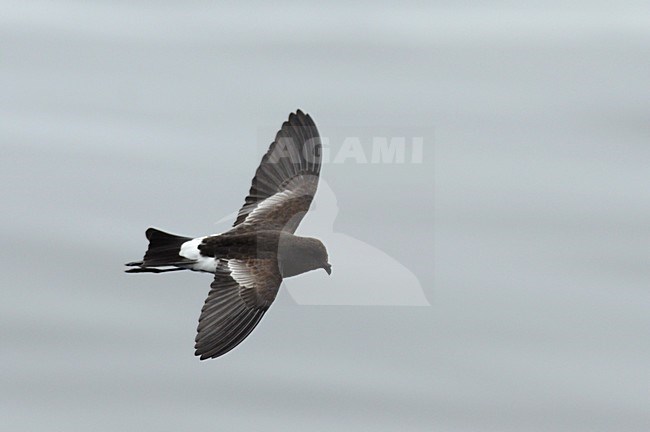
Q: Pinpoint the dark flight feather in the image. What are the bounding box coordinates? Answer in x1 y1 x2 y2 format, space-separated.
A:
232 109 322 233
194 259 281 360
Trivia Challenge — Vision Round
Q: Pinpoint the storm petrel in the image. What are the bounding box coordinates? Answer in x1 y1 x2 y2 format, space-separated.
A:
126 110 330 360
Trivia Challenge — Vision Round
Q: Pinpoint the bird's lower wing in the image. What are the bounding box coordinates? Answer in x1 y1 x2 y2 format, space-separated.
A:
194 258 282 360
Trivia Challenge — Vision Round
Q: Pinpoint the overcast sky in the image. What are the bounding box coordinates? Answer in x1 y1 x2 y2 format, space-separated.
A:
2 2 649 431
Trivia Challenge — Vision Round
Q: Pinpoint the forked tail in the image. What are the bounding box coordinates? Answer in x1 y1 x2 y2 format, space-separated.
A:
125 228 192 273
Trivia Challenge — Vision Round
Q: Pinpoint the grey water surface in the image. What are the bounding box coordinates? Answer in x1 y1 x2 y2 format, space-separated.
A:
2 2 649 431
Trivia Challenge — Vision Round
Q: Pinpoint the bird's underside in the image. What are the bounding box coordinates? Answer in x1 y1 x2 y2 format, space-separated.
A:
126 110 329 360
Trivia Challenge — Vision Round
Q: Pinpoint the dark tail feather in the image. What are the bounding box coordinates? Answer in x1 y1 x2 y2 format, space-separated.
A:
125 267 185 274
125 228 192 272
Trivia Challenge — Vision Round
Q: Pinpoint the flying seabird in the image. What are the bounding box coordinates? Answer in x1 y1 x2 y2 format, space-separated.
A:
126 110 330 360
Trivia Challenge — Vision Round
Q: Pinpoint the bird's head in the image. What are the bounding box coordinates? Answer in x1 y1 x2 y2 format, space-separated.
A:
304 238 332 275
306 237 332 275
278 235 331 277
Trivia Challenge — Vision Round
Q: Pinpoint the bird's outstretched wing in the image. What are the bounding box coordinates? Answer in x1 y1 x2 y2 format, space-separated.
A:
232 110 322 234
194 258 281 360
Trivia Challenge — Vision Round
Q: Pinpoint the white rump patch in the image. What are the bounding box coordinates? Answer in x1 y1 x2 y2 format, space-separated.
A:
179 237 205 260
179 236 218 273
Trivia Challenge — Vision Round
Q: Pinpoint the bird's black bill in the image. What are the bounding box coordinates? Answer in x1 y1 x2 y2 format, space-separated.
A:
323 263 332 275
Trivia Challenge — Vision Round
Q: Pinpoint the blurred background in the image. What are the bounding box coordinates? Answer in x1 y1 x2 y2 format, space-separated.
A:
1 1 649 431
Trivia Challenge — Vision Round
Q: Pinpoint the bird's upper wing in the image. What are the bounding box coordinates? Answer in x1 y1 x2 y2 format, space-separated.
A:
232 110 322 234
194 258 281 360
